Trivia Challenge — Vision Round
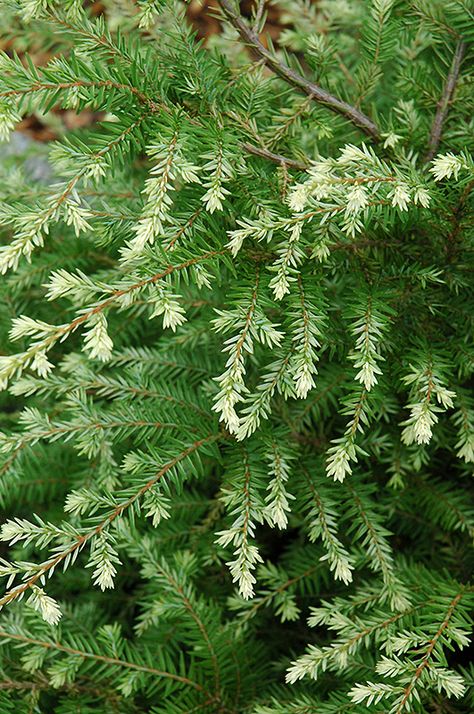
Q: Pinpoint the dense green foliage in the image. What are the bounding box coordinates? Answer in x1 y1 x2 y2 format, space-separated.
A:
0 0 473 712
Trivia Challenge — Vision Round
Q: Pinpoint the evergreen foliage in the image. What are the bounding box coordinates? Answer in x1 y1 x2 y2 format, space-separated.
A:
0 0 473 711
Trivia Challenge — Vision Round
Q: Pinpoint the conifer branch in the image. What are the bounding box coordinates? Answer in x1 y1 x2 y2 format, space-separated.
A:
0 80 163 113
425 41 466 163
0 628 208 693
46 10 139 65
0 435 219 610
217 0 381 141
345 483 393 585
395 588 468 713
0 249 224 390
155 562 222 695
287 600 426 684
0 69 305 174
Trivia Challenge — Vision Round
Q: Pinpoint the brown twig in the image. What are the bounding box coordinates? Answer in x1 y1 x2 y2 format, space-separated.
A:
217 0 380 141
395 589 467 713
243 142 309 170
445 178 474 261
424 40 466 163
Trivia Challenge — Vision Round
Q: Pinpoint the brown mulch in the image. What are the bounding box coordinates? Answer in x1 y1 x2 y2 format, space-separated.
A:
189 0 285 42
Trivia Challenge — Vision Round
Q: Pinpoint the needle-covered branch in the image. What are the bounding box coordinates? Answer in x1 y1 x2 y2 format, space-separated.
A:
218 0 381 141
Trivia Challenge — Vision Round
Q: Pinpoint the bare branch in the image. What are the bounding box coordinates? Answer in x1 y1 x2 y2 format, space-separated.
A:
243 142 309 170
446 178 474 261
217 0 380 141
425 40 466 163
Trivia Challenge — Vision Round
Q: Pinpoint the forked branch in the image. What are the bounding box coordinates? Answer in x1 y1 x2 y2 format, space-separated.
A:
425 40 466 163
218 0 381 142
